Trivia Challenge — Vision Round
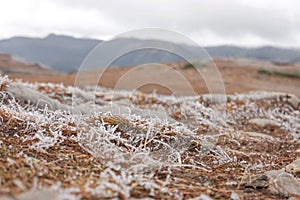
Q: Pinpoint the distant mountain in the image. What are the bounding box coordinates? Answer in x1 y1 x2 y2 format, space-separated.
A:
0 53 52 74
206 45 300 64
0 34 299 72
0 34 100 72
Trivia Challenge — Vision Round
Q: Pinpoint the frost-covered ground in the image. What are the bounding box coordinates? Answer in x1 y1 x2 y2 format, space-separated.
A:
0 75 300 199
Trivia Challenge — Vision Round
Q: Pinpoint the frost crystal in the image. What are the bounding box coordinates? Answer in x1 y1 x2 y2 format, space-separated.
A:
0 75 299 199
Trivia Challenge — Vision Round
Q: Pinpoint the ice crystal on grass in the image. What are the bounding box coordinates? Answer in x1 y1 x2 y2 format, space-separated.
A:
0 75 299 199
225 96 300 138
78 113 194 167
0 75 10 91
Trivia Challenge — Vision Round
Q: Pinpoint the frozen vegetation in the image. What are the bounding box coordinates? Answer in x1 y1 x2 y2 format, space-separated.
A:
0 75 299 199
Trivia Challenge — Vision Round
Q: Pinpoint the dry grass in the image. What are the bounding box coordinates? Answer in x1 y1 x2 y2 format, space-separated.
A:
0 75 299 199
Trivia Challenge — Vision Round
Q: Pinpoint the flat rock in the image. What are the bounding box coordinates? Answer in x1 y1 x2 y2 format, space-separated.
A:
96 104 176 123
233 131 277 142
240 165 300 198
248 118 281 127
239 174 269 189
199 94 228 104
266 169 300 197
6 83 176 122
283 94 300 110
0 190 59 200
286 158 300 177
7 82 73 111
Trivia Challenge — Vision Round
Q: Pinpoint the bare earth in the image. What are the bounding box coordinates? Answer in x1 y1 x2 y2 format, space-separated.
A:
7 58 300 97
0 58 300 199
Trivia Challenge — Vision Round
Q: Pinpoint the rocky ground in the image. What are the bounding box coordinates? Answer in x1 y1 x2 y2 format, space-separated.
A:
0 75 299 199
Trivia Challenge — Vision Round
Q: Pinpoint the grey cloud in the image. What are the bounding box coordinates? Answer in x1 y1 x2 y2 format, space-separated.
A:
53 0 300 46
3 0 300 46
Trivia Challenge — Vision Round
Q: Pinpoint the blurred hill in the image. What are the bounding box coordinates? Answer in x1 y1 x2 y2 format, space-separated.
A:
0 34 300 72
0 53 53 74
0 34 100 72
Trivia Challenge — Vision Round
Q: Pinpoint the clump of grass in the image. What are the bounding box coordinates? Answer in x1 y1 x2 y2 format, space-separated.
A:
258 69 300 79
273 70 300 79
183 59 210 69
0 75 10 91
258 69 273 75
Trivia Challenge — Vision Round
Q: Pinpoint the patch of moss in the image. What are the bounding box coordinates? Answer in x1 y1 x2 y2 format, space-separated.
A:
258 69 273 75
258 69 300 79
273 70 300 79
183 60 210 69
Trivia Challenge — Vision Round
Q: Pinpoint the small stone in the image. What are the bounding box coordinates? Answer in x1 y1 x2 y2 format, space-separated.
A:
243 131 277 142
15 190 60 200
0 196 15 200
225 181 238 187
266 169 300 197
248 118 281 127
230 191 240 200
199 193 212 200
286 94 300 110
286 158 300 177
239 174 269 189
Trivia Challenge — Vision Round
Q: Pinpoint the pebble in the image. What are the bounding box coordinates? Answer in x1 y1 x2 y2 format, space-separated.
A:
266 169 300 197
286 158 300 177
239 174 269 189
248 118 281 127
0 190 59 200
286 94 300 110
230 191 240 200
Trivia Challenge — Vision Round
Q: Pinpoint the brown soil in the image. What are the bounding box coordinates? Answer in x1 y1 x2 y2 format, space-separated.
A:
6 58 300 97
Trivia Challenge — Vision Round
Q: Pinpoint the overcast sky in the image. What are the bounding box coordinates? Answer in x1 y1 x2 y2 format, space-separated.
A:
1 0 300 47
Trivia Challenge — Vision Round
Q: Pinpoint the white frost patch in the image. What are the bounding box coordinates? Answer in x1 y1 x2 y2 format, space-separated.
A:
0 75 299 199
